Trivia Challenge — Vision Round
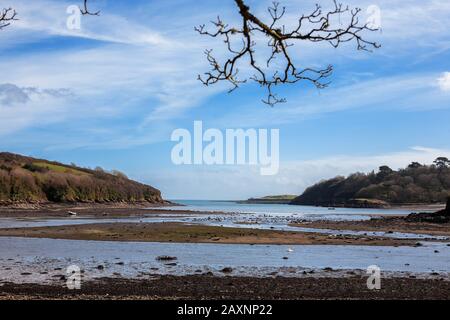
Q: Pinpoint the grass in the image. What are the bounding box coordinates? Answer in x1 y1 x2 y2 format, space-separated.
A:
32 162 89 176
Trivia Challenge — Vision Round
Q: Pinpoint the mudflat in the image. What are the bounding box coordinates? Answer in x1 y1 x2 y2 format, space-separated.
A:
290 218 450 237
0 222 419 246
0 204 225 218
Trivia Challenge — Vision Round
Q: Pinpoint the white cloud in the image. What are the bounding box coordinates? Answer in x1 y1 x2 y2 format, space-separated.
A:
146 146 450 200
437 72 450 92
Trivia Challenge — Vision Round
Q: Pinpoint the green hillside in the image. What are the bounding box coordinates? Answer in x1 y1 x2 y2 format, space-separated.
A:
291 158 450 207
0 152 164 205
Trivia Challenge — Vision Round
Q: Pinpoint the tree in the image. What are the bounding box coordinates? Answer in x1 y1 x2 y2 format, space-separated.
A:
196 0 380 105
94 166 105 172
434 157 450 169
0 8 17 30
1 0 379 106
111 170 128 179
379 165 393 174
79 0 100 16
408 162 422 169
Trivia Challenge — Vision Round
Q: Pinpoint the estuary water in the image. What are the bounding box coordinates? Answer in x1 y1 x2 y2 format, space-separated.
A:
163 200 419 221
0 200 448 284
1 237 449 284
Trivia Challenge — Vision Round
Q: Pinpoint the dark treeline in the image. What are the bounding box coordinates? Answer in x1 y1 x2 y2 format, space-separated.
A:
0 152 164 204
291 158 450 207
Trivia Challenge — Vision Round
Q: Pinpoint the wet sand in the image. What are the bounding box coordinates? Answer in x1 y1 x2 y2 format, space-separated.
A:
1 275 449 300
0 222 419 246
0 204 244 219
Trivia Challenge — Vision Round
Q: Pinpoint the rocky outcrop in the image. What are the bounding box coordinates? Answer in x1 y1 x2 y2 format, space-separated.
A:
405 198 450 223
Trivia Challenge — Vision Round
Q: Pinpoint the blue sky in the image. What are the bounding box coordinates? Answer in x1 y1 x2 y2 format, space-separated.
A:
0 0 449 199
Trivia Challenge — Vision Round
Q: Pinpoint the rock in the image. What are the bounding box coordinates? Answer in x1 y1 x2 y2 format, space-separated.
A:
282 256 289 260
406 198 450 223
221 267 233 273
434 250 439 253
414 242 423 247
20 272 32 276
156 255 177 261
323 267 333 272
165 262 177 266
59 275 67 281
97 265 104 270
115 262 124 265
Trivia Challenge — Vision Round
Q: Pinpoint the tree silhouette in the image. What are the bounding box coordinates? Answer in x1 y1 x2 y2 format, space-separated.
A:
79 0 100 16
434 157 450 169
0 8 17 30
1 0 380 106
196 0 380 105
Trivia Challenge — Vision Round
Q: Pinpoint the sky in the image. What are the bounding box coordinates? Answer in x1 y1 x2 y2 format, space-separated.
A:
0 0 449 200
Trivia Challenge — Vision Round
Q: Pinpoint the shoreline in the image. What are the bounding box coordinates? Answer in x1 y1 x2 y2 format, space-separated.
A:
1 275 449 300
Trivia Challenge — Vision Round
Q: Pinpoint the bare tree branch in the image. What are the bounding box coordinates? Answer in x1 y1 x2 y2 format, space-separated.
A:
196 0 380 106
0 7 17 30
80 0 100 16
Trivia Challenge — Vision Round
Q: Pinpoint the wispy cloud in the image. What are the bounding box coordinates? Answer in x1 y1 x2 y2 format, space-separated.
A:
209 72 450 129
0 0 176 47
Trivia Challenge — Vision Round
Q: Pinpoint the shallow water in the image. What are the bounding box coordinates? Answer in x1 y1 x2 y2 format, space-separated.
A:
165 200 420 220
1 213 447 241
1 201 448 285
1 237 449 284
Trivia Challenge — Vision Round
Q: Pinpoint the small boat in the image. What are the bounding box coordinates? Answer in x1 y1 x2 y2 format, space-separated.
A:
287 248 294 253
67 211 77 216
